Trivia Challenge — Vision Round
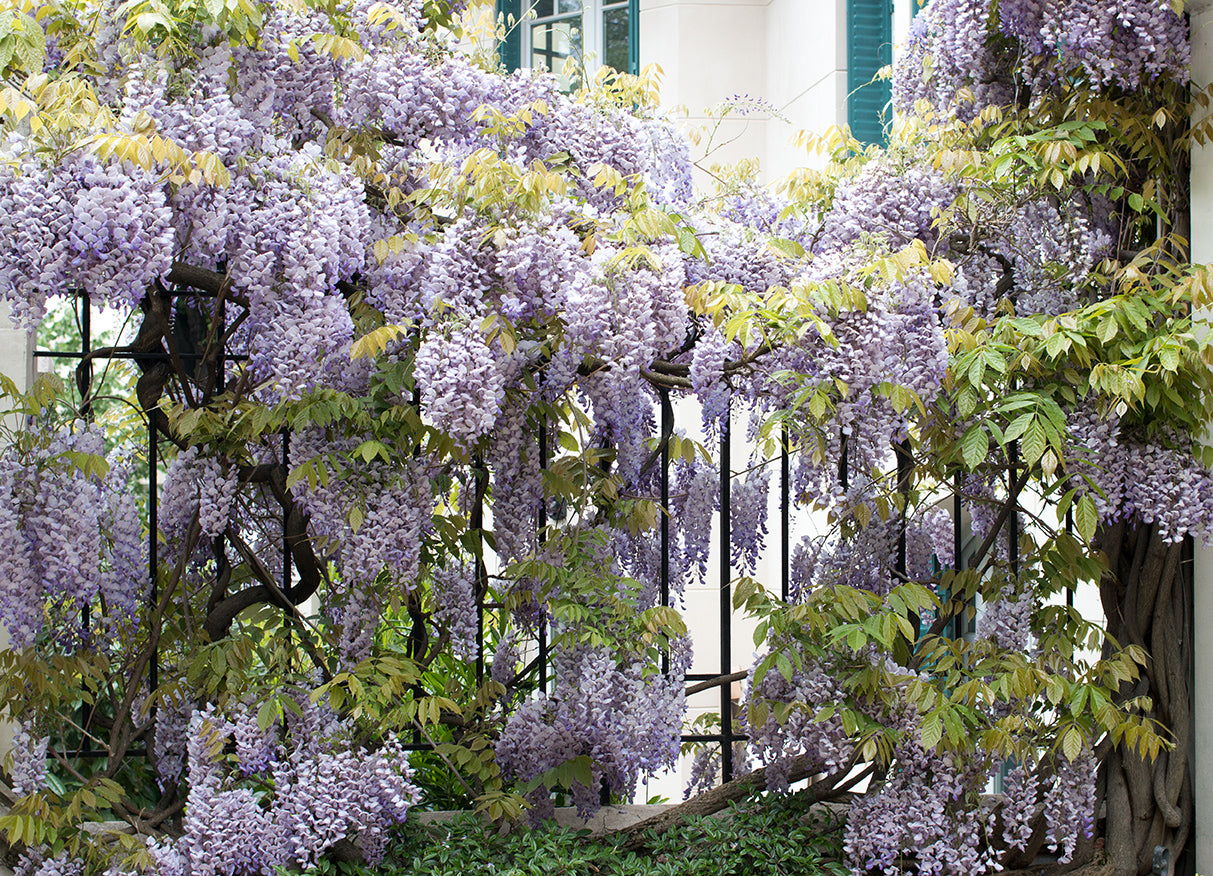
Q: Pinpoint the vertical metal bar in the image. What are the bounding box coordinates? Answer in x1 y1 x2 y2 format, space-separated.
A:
147 401 159 763
627 0 639 75
894 440 915 638
281 429 293 668
149 418 158 692
895 439 912 583
1065 504 1074 608
952 472 963 640
1008 441 1019 579
79 293 92 746
660 389 672 676
281 430 291 593
538 406 549 692
781 425 790 602
719 404 733 782
409 362 424 751
953 473 963 573
839 431 849 491
1168 540 1196 876
80 292 92 421
473 462 487 686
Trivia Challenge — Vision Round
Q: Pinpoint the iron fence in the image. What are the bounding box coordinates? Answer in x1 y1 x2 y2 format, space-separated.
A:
31 290 1070 795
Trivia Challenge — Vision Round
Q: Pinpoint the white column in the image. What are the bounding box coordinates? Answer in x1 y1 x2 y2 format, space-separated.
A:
763 0 846 178
0 304 33 394
638 0 859 182
1189 3 1213 870
0 303 33 786
639 0 774 183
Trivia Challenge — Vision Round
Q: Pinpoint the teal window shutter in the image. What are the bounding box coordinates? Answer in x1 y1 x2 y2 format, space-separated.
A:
846 0 892 145
498 0 522 72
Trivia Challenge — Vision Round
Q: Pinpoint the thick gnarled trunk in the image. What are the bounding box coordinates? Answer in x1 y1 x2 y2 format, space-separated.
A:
1095 522 1193 876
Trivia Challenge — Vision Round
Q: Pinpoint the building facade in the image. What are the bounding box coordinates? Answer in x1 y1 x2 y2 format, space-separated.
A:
497 0 919 178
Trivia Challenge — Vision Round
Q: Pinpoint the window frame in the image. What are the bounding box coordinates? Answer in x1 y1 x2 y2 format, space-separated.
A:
498 0 639 80
526 3 583 83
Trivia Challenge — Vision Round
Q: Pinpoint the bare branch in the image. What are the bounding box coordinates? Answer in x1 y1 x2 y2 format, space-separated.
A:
685 670 749 697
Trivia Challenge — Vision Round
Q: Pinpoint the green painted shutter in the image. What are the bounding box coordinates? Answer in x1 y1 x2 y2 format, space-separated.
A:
498 0 522 72
847 0 892 146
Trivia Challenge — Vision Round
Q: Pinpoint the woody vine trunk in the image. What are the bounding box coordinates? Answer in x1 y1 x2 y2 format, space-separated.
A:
1096 521 1194 876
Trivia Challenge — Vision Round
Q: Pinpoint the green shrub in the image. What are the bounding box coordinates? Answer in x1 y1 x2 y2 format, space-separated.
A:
328 792 847 876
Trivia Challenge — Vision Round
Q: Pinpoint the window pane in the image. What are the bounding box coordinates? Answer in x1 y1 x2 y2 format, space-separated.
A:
531 0 581 19
602 6 629 74
531 19 582 89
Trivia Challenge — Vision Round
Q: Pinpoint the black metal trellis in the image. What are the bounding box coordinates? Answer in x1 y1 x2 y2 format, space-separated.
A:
33 291 1031 796
668 418 1031 786
31 290 259 761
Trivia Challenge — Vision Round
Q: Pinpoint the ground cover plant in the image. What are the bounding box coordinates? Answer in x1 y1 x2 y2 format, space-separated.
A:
374 791 846 876
0 0 1210 875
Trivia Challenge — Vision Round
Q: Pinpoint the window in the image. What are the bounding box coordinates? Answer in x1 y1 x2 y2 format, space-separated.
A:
846 0 894 145
498 0 639 89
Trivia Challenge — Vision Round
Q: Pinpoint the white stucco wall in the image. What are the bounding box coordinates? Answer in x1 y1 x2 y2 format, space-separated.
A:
639 0 770 184
1190 2 1213 870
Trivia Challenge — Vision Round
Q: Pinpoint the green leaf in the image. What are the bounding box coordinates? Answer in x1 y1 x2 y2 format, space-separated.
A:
967 355 986 388
920 712 942 749
1022 421 1047 465
135 10 172 33
769 237 806 259
1075 494 1098 543
749 699 769 728
354 439 388 463
776 652 794 683
256 698 280 731
961 426 988 470
1002 413 1034 444
1061 725 1084 762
